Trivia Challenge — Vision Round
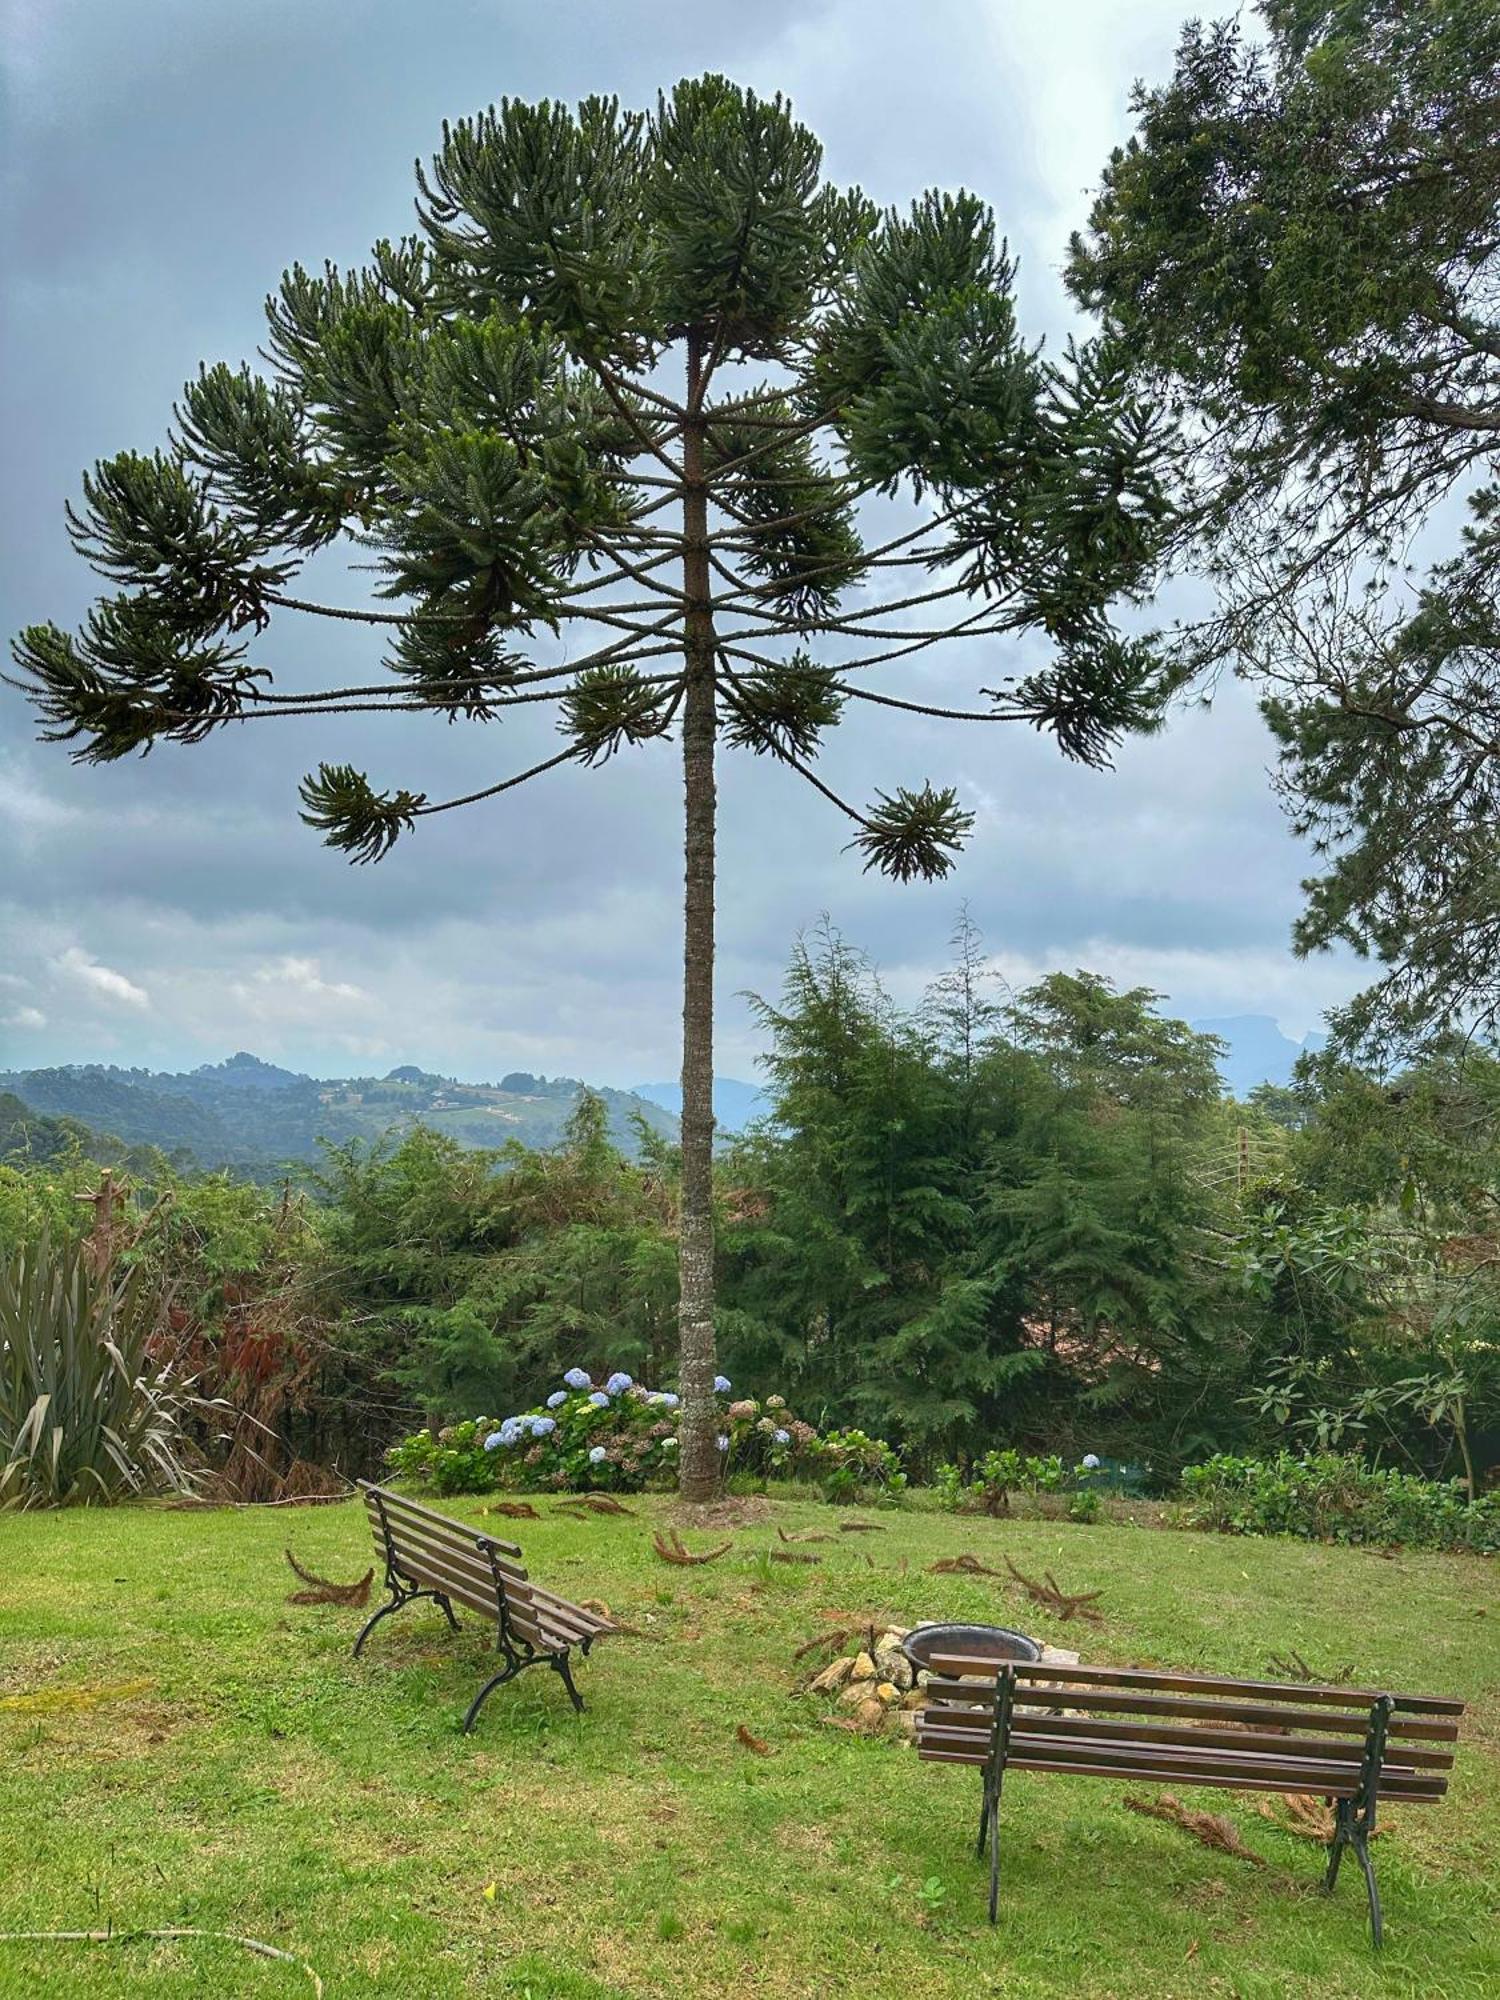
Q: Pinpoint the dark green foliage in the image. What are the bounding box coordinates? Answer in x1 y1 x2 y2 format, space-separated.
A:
849 785 974 882
720 652 845 761
1069 0 1500 1053
1180 1451 1500 1552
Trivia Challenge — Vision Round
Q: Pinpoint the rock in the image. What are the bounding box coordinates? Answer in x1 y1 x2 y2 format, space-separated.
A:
850 1650 877 1682
901 1688 928 1711
1039 1644 1081 1668
853 1698 887 1734
809 1655 855 1695
840 1681 874 1709
873 1634 913 1690
874 1681 900 1706
896 1709 920 1738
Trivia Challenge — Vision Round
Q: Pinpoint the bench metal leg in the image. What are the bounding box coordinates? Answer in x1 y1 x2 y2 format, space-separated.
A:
462 1647 581 1733
982 1666 1015 1924
353 1581 459 1658
462 1653 524 1734
1323 1696 1393 1949
550 1650 584 1714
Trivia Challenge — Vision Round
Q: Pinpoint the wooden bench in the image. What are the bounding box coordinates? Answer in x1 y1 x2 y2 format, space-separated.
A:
915 1653 1464 1944
355 1481 613 1731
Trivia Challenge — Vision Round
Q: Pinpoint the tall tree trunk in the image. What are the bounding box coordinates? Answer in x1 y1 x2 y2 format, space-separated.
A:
676 332 720 1502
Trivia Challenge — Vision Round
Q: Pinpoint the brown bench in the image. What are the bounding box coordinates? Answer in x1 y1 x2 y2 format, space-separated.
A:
915 1653 1464 1944
355 1481 613 1731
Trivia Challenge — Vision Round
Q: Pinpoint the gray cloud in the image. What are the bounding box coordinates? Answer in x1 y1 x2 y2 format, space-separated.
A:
0 0 1361 1083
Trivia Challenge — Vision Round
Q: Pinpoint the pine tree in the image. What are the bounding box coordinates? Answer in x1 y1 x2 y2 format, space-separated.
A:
9 78 1172 1497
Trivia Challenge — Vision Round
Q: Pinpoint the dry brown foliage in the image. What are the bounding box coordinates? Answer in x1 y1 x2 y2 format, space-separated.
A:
1124 1792 1266 1867
283 1550 373 1607
651 1526 733 1565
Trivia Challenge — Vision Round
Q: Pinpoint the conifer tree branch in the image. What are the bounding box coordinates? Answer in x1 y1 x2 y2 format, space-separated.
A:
412 742 586 817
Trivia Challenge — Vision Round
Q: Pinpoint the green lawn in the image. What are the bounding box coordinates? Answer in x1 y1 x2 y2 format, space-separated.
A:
0 1493 1495 1999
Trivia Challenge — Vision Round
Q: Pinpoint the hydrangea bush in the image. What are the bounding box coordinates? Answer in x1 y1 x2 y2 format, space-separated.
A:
384 1372 887 1497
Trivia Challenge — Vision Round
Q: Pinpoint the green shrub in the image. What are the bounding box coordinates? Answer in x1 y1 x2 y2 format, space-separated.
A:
807 1428 907 1504
1179 1451 1499 1553
934 1448 1075 1515
0 1233 217 1508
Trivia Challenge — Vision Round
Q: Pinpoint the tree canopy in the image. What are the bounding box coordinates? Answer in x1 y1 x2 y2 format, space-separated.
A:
1069 1 1500 1057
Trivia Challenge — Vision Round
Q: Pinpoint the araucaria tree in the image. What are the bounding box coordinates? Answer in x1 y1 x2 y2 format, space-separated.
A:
11 79 1171 1498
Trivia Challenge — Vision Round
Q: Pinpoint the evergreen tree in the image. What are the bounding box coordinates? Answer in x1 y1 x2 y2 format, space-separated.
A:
1069 2 1500 1056
9 79 1172 1495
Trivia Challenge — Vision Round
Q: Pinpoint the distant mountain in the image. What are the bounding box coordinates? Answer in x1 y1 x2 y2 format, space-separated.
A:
0 1056 678 1173
632 1077 771 1134
1192 1015 1328 1099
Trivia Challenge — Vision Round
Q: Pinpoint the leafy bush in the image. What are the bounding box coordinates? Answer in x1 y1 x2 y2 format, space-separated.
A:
934 1448 1078 1515
1179 1451 1500 1553
0 1233 216 1508
385 1371 858 1497
807 1428 907 1504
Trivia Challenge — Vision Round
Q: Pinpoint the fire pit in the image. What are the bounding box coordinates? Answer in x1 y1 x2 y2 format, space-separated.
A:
901 1622 1042 1675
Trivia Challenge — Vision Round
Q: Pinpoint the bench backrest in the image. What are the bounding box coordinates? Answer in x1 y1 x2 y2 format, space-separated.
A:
917 1653 1462 1802
359 1481 609 1653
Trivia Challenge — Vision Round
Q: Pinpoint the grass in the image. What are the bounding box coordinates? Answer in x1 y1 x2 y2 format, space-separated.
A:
0 1492 1495 1999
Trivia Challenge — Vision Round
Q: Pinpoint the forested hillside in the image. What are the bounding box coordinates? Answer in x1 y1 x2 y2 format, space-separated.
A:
0 1053 677 1170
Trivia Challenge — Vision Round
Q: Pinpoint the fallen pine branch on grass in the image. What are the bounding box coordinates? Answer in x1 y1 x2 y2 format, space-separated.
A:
736 1723 772 1754
839 1521 885 1534
483 1500 540 1520
0 1930 324 1996
1004 1556 1105 1623
1123 1793 1266 1867
927 1553 1005 1578
770 1548 823 1564
651 1527 733 1565
777 1525 834 1544
1265 1650 1353 1686
1254 1793 1381 1843
284 1551 373 1608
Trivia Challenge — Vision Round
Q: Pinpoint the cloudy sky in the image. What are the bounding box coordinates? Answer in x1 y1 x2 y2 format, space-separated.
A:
0 0 1360 1088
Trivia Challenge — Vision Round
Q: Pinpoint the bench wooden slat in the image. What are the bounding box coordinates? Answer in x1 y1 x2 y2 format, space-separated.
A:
365 1490 529 1579
922 1676 1460 1743
358 1479 523 1557
917 1705 1456 1770
926 1653 1465 1717
362 1504 540 1612
917 1742 1447 1801
363 1509 544 1634
915 1719 1446 1792
390 1546 546 1647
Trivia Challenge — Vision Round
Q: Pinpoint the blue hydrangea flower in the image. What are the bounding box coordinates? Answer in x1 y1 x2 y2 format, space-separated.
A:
1082 1453 1101 1470
604 1371 633 1396
773 1428 790 1445
588 1445 608 1464
546 1390 568 1409
497 1416 527 1447
563 1367 592 1390
713 1376 731 1394
659 1392 680 1409
716 1434 729 1452
529 1415 557 1437
588 1390 610 1408
483 1432 504 1452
